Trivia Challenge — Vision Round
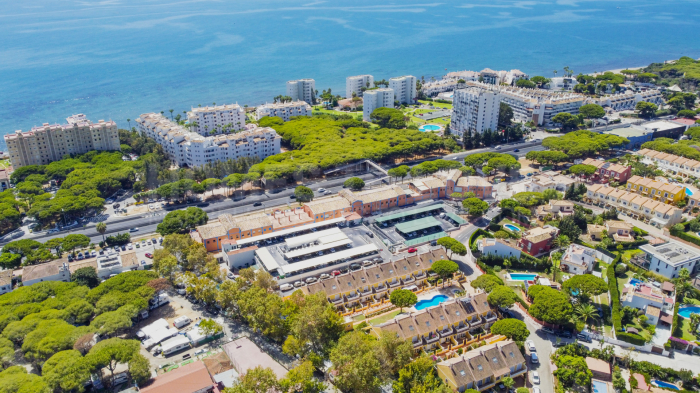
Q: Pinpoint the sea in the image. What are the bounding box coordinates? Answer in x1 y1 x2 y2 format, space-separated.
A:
1 0 700 150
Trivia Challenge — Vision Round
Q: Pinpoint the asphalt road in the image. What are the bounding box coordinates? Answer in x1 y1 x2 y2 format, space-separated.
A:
10 140 545 245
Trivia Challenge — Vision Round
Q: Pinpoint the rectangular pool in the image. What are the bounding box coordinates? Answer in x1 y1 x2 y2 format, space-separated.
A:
508 273 537 281
592 380 609 393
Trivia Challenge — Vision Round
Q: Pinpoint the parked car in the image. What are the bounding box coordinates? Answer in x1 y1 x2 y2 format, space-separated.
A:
129 227 139 232
526 340 536 352
513 149 519 152
290 195 296 199
280 283 294 291
331 270 341 276
541 327 554 334
293 281 304 288
318 188 326 192
253 202 262 207
533 388 541 393
77 253 84 260
576 334 592 342
407 247 418 253
182 354 191 360
559 330 572 338
305 277 318 284
362 260 373 266
145 253 153 258
531 353 539 364
349 263 362 271
495 145 502 150
532 371 540 384
320 274 330 280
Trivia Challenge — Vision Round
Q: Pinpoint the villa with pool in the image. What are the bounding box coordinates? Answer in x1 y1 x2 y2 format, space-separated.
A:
370 292 498 354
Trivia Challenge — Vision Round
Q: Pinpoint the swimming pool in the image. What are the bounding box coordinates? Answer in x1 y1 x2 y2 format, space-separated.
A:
419 124 442 132
678 306 700 319
687 188 694 196
503 224 521 232
653 380 680 391
415 294 450 310
509 273 537 281
592 380 609 393
629 279 643 286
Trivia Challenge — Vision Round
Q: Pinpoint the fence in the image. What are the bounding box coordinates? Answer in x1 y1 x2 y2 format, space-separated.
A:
595 250 615 264
588 332 671 357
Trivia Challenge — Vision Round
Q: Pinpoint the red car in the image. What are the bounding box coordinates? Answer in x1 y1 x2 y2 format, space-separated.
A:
331 270 341 276
145 253 153 258
407 247 418 253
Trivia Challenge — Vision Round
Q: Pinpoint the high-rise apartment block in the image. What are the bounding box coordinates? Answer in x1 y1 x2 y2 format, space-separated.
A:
363 88 395 121
136 113 281 168
286 79 316 104
389 76 417 104
346 75 374 98
255 101 313 122
187 104 246 136
450 88 501 137
4 114 120 168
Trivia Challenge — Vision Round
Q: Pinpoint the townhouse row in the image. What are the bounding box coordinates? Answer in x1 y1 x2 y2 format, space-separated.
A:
625 175 685 204
637 148 700 178
369 293 498 354
581 158 632 183
302 249 447 311
585 184 683 227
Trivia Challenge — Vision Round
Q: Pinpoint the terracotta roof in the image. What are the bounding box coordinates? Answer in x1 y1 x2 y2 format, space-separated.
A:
645 305 661 317
585 357 611 375
140 361 213 393
197 222 227 240
68 260 98 274
304 197 351 216
662 281 675 292
120 251 139 267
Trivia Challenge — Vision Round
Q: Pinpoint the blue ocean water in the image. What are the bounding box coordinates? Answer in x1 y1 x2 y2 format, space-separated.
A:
1 0 700 150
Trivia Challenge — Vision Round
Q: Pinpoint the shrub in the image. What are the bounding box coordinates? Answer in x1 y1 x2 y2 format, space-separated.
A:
617 332 646 345
615 263 628 275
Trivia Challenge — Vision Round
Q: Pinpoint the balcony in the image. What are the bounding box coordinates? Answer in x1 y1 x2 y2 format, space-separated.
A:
402 276 416 284
454 322 469 333
438 326 454 338
469 318 483 327
484 313 498 323
412 338 423 348
414 271 427 280
358 287 372 295
329 296 344 304
374 284 388 293
345 292 359 301
424 333 439 344
388 279 401 288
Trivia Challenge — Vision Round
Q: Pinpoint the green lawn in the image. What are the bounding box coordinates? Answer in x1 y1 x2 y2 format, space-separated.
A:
369 309 402 325
620 249 643 263
616 270 634 290
498 219 525 232
352 314 366 321
0 160 10 169
418 100 453 109
680 318 699 342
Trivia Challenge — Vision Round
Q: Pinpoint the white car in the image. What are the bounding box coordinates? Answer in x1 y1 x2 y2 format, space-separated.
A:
280 283 294 291
533 388 541 393
495 145 502 150
127 243 133 250
532 371 540 385
318 188 326 193
526 340 536 352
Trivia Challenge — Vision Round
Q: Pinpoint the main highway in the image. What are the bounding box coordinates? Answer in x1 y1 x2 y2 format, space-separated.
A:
13 140 545 245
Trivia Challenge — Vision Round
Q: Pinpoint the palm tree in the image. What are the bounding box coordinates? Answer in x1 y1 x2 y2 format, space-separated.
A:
553 70 558 78
96 222 107 243
127 118 131 129
553 235 571 250
575 303 599 325
169 109 174 120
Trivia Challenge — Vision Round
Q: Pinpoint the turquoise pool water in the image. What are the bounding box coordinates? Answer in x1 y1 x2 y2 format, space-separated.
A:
653 380 679 391
629 279 643 286
592 380 609 393
509 273 537 281
415 295 449 310
419 124 442 132
504 224 521 232
686 188 694 196
678 306 700 319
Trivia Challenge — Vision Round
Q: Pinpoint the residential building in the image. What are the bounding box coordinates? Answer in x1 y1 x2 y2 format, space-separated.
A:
549 77 577 91
371 293 497 353
4 114 120 168
346 75 374 98
421 79 459 97
0 169 10 191
625 175 685 204
637 148 700 178
136 113 281 168
587 224 605 241
599 127 653 150
592 89 663 111
524 171 578 193
535 200 575 220
645 305 661 326
0 270 12 295
304 249 447 310
586 357 612 381
582 158 632 183
255 101 312 121
443 70 480 81
605 220 634 242
454 176 493 199
435 340 527 392
22 259 70 286
621 281 675 313
560 244 596 275
476 238 522 259
585 184 683 228
638 240 700 279
286 79 316 104
363 88 395 121
223 337 288 379
186 104 246 136
96 250 143 278
518 225 559 256
635 120 686 140
479 68 500 84
302 197 353 222
389 75 417 104
450 88 500 137
140 361 215 393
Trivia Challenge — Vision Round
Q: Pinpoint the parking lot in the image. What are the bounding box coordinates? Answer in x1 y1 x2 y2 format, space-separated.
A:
369 203 461 244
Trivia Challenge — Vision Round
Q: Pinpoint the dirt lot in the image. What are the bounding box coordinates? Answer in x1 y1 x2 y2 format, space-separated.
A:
518 157 540 175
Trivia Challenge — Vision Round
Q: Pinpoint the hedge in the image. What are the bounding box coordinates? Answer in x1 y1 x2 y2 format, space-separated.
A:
575 238 596 249
671 229 700 248
672 300 682 338
617 332 646 345
608 254 623 333
488 222 502 232
469 228 491 249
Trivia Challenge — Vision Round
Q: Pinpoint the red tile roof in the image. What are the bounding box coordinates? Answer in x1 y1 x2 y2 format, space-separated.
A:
140 361 214 393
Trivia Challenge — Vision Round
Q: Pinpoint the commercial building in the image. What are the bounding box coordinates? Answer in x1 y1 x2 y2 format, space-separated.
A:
450 88 500 137
363 88 395 121
0 270 12 295
96 250 143 278
346 75 374 98
592 89 663 111
286 79 315 104
371 293 497 353
582 158 632 183
560 244 596 275
140 361 214 393
136 113 281 168
389 75 417 104
5 114 120 168
518 226 559 256
21 259 71 286
599 127 653 149
187 104 246 135
625 175 685 205
435 340 527 392
638 240 700 279
223 337 288 379
585 184 683 227
635 120 686 140
454 176 494 199
255 101 312 121
637 148 700 178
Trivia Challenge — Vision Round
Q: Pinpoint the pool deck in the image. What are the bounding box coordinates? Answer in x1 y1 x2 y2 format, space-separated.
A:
410 286 461 311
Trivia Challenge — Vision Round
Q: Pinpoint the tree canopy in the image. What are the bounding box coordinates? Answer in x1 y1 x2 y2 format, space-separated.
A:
471 275 504 293
561 274 608 297
542 130 628 158
487 286 518 309
462 198 488 217
370 108 406 129
294 186 314 202
579 104 606 119
390 289 417 312
490 319 529 342
156 207 208 235
527 285 573 325
344 177 365 191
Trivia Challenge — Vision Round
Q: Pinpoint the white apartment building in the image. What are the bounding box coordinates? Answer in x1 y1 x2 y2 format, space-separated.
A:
637 148 700 178
286 79 316 104
450 88 500 137
22 260 71 286
442 70 480 81
255 101 312 121
187 104 246 136
136 113 281 168
346 75 374 98
4 114 120 168
421 79 458 97
443 69 528 86
560 244 596 275
363 88 395 121
585 183 683 228
389 75 417 104
592 89 664 111
549 77 577 91
639 240 700 279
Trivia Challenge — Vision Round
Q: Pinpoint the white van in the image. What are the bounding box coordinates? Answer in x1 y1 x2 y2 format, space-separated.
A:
112 372 128 385
280 283 293 291
173 316 192 329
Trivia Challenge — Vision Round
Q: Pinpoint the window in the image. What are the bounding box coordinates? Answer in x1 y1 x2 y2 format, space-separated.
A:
408 325 414 331
477 365 483 371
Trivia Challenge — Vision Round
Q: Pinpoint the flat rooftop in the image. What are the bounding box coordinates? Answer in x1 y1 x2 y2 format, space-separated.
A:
640 240 700 266
602 127 652 138
236 217 346 247
395 216 443 234
376 204 445 224
638 120 684 132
